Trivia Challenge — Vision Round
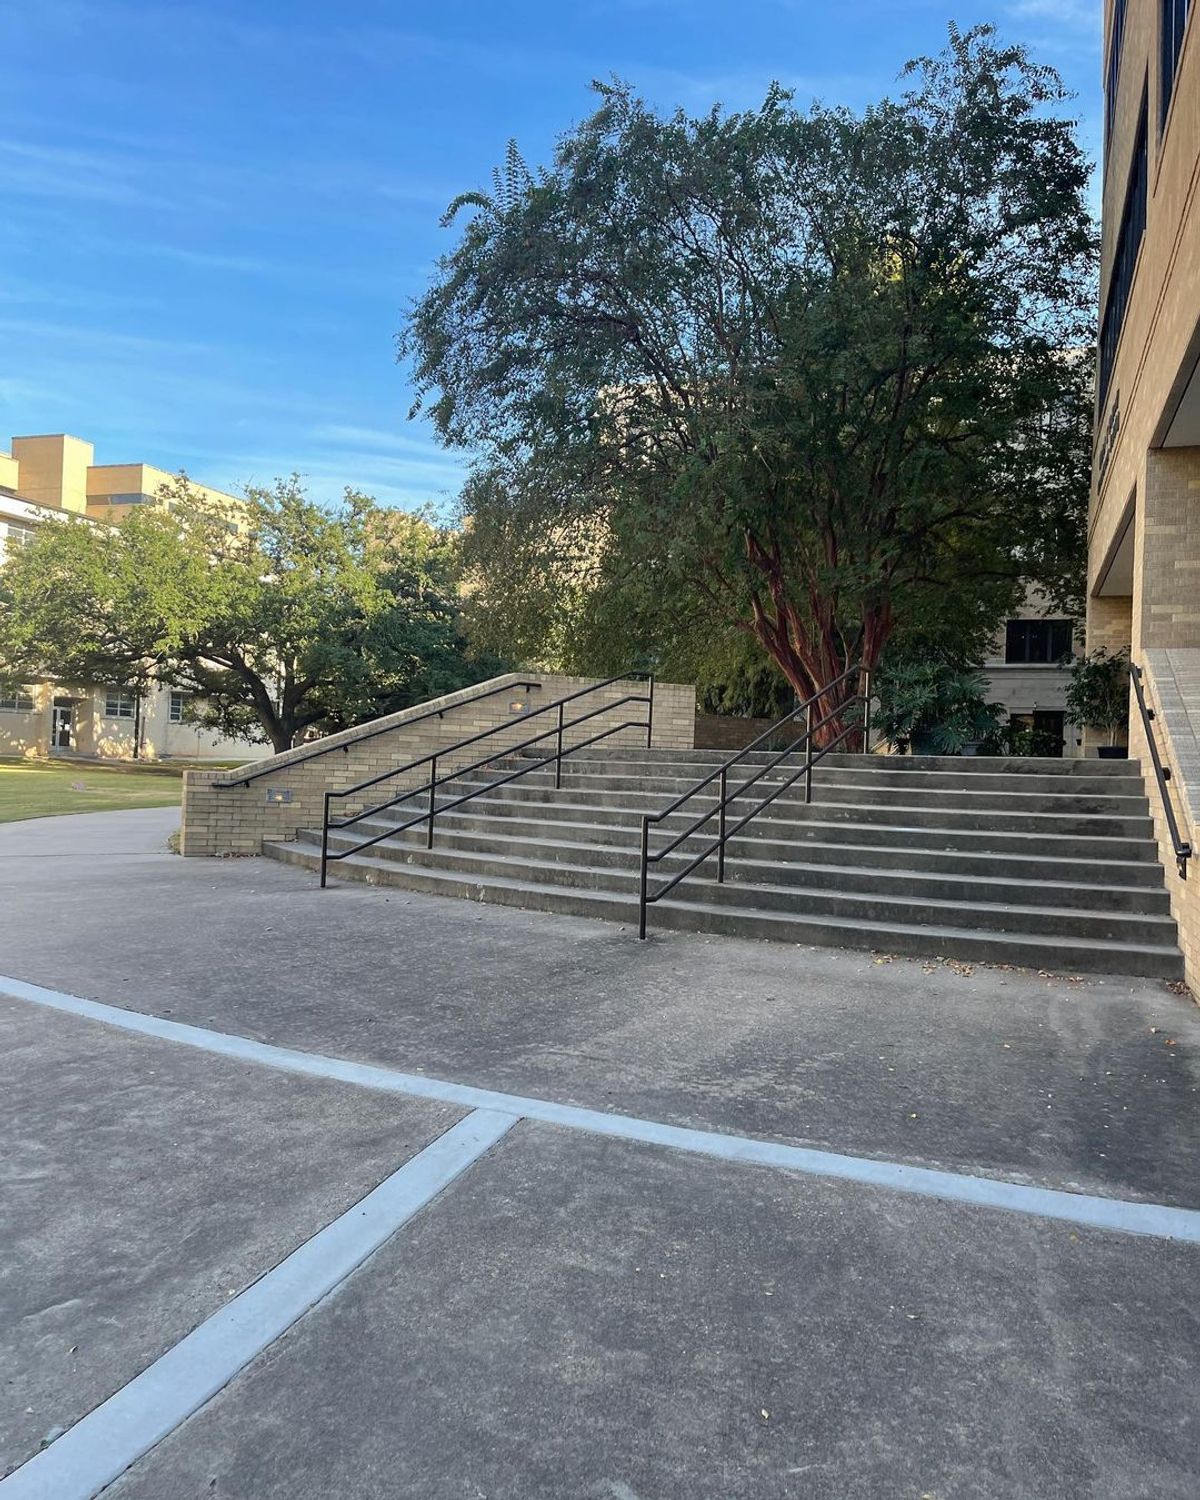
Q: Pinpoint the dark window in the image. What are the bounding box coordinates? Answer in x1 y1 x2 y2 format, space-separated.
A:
169 691 186 723
1098 97 1148 410
1005 619 1075 665
1162 0 1192 128
1106 0 1128 147
103 689 136 719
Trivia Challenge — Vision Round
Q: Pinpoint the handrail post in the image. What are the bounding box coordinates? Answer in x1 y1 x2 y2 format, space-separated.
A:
427 757 438 850
555 702 564 790
804 703 815 804
862 667 872 754
717 766 727 883
638 816 650 940
646 673 655 749
319 791 331 888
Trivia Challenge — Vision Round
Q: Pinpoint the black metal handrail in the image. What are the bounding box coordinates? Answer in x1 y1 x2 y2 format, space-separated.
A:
220 677 540 787
638 665 871 939
319 672 654 885
1132 663 1192 879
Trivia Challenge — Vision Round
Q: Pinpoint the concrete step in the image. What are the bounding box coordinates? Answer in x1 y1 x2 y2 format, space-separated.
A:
353 794 1160 865
532 755 1147 799
337 804 1165 885
462 764 1151 818
382 776 1155 839
263 838 1184 979
307 828 1176 942
313 816 1170 912
563 747 1142 777
350 782 1159 856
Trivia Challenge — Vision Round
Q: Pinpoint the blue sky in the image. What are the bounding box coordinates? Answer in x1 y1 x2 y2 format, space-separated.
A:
3 0 1100 512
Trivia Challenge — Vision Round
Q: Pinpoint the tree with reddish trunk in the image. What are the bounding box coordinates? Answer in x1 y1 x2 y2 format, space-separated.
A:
404 26 1095 742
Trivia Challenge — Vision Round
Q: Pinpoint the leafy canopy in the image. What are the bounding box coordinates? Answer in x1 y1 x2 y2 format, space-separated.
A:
0 476 501 753
403 24 1096 727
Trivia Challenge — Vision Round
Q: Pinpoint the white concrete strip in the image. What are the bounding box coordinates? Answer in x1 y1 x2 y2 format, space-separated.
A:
0 1107 516 1500
5 974 1200 1245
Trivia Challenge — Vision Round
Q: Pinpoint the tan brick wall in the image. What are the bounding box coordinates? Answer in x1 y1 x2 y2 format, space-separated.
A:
1091 0 1200 595
1130 653 1200 998
1139 448 1200 647
181 671 695 856
1086 594 1133 655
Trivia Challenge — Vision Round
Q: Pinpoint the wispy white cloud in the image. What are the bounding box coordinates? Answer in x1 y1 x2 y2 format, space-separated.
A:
0 316 214 359
0 139 150 206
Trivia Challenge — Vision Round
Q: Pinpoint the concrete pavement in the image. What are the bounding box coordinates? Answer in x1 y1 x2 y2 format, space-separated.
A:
1 808 1198 1497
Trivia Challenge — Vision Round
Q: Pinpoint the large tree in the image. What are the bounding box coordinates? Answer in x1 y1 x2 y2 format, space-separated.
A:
0 477 500 753
403 24 1095 737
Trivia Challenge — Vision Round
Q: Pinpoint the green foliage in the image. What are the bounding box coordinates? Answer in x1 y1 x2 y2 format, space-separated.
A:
978 719 1065 758
874 661 1004 755
0 476 500 753
1064 648 1129 745
404 25 1095 735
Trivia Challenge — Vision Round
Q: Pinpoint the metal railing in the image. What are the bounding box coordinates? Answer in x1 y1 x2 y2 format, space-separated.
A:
220 677 540 788
638 665 871 939
1131 663 1192 879
320 672 655 886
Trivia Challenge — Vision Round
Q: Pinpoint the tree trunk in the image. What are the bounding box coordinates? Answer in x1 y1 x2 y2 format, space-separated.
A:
747 603 892 755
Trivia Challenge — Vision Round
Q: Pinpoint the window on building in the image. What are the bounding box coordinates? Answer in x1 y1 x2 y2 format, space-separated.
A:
168 691 187 723
2 521 36 551
1161 0 1192 130
0 690 35 712
1098 96 1148 410
1004 619 1076 665
103 689 137 719
1105 0 1128 148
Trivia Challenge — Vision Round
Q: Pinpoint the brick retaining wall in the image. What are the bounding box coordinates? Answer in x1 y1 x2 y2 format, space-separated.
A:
181 672 695 857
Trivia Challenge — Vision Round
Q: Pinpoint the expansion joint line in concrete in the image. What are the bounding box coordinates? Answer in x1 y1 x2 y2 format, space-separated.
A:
0 1107 517 1500
5 974 1200 1251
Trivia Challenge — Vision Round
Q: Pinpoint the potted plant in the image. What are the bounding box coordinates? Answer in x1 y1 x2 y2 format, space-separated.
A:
1064 648 1130 758
875 662 1004 756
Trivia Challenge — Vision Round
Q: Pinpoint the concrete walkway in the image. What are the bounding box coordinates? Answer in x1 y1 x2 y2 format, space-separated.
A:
1 809 1198 1497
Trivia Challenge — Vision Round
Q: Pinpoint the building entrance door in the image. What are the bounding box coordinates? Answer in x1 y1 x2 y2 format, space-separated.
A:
50 700 74 751
1012 710 1065 757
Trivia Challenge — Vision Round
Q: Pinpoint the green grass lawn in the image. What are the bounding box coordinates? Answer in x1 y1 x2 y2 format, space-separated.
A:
0 757 222 823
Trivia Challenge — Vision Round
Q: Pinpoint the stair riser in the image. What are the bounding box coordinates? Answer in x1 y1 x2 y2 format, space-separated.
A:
400 779 1155 838
354 788 1157 851
264 843 1183 979
311 833 1172 941
538 762 1148 798
332 806 1164 886
477 767 1150 817
351 800 1158 864
563 749 1141 777
305 823 1169 912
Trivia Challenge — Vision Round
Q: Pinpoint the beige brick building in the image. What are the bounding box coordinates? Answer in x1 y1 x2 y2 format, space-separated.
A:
0 432 264 764
1093 0 1200 988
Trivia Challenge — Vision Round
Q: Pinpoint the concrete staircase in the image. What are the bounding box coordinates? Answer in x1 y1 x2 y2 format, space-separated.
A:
263 747 1185 978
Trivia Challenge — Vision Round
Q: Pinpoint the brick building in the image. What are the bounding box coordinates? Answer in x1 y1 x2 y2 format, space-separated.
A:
0 432 265 763
1092 0 1200 986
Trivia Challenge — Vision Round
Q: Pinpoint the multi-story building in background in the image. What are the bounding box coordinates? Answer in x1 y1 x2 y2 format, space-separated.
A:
981 588 1081 757
0 432 265 763
1092 0 1199 985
